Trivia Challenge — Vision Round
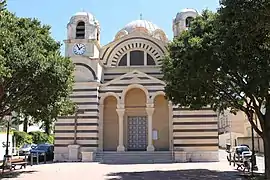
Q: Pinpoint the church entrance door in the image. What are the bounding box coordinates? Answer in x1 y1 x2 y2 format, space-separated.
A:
127 116 148 151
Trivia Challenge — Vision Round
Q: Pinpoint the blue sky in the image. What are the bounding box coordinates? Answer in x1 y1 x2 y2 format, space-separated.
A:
7 0 219 49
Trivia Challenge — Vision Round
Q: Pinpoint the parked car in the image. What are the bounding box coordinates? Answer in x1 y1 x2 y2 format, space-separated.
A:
30 143 54 161
19 144 37 156
227 145 252 162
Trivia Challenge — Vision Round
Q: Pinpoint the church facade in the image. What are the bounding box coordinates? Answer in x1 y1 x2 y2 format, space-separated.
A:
54 8 219 162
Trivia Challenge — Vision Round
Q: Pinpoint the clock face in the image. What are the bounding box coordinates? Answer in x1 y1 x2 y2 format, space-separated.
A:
73 43 86 55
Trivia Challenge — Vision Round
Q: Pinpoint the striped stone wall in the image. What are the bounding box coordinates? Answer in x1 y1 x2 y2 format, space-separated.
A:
172 107 219 161
103 67 163 83
54 83 99 161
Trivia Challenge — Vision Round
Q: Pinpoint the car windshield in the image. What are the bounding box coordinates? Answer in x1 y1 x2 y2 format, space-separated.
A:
236 146 249 153
34 145 49 151
22 144 31 148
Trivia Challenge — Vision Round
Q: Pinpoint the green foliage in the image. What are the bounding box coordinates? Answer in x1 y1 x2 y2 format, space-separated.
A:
0 0 6 11
29 131 49 144
13 131 33 147
0 10 75 124
47 135 54 144
162 1 270 178
162 2 270 134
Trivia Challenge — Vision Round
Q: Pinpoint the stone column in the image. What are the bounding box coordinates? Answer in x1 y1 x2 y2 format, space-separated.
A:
146 107 155 151
168 101 173 151
116 108 125 151
98 104 104 151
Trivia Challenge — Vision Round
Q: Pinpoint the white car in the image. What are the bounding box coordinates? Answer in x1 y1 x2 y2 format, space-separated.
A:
227 145 252 162
19 144 37 156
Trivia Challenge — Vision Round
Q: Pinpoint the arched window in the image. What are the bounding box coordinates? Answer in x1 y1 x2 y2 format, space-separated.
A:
130 50 144 66
185 17 194 28
118 54 127 66
76 21 85 39
117 50 156 66
147 54 155 65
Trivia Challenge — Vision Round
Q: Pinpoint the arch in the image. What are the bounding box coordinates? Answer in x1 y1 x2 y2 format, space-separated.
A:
74 63 97 80
100 92 120 105
104 37 166 66
186 17 194 28
150 91 166 103
121 84 149 104
76 21 85 39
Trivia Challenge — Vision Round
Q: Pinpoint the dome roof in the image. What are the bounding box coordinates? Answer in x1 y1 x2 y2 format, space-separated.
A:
123 20 160 34
70 11 99 25
115 20 167 41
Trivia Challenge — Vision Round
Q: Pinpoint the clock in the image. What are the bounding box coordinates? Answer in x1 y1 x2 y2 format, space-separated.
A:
73 43 86 55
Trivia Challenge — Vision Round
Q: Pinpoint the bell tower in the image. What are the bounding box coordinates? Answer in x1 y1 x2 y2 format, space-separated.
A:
173 8 198 37
65 11 101 58
64 11 102 83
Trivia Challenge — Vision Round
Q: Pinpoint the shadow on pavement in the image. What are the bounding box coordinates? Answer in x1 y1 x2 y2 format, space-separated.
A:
106 169 245 180
0 170 37 179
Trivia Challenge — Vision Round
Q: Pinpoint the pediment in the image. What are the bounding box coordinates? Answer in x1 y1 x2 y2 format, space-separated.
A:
101 70 165 88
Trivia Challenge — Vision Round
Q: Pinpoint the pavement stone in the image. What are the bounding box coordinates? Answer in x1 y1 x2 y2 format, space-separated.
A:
0 150 259 180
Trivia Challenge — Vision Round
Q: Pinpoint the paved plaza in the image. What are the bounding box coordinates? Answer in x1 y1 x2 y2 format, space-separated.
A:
0 150 264 180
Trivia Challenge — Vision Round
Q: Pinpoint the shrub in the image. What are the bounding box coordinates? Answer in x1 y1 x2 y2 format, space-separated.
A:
29 131 48 144
47 135 54 144
13 131 33 147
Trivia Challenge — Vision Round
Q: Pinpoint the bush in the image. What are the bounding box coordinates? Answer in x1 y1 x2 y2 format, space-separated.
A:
47 135 54 144
13 131 33 147
29 131 49 144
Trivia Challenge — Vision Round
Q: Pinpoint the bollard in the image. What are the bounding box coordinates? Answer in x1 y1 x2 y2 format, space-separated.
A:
229 153 231 165
44 153 46 164
30 153 33 166
36 152 39 165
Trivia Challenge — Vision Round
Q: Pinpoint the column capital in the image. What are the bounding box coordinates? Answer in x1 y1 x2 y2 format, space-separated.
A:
146 107 155 116
117 104 125 109
116 108 125 117
146 103 154 108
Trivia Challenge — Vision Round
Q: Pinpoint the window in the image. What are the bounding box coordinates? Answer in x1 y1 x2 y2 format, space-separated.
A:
147 54 155 65
118 54 127 66
186 17 194 28
130 50 144 66
76 21 85 39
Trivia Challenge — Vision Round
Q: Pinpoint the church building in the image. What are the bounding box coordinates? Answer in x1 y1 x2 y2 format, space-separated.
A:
54 8 219 163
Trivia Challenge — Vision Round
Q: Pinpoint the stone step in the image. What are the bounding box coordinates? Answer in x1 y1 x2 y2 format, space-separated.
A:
94 151 173 163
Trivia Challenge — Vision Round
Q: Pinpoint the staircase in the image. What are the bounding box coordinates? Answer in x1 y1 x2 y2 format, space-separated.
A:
94 151 173 164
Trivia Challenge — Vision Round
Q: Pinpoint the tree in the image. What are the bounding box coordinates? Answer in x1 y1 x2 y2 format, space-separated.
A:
0 10 75 127
162 0 270 178
0 0 6 11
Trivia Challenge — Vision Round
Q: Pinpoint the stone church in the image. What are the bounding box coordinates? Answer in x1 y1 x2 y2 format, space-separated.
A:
54 8 219 163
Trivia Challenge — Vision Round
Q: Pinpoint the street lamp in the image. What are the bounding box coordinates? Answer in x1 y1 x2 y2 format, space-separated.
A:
1 115 12 172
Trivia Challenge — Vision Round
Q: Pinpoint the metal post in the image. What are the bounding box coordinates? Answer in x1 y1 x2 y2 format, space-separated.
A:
74 109 78 144
37 152 39 165
30 154 33 166
5 121 10 156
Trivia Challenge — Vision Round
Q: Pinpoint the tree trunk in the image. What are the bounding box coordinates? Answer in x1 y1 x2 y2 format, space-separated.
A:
44 121 51 135
263 106 270 179
23 117 28 132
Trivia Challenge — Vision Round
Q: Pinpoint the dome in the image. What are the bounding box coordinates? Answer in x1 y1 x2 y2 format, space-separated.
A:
175 8 198 22
115 20 167 41
70 11 99 25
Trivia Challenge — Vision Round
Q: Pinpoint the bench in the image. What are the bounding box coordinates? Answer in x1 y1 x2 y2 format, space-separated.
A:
10 158 28 170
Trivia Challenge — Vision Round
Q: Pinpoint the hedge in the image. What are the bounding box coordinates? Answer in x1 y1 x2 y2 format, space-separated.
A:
13 131 54 147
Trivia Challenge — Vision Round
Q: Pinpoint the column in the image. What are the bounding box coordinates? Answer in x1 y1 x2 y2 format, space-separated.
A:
98 104 104 151
168 101 173 151
116 108 125 151
146 107 155 151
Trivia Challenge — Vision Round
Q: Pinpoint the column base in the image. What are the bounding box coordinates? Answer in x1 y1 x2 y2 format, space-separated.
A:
117 145 125 152
147 145 155 151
